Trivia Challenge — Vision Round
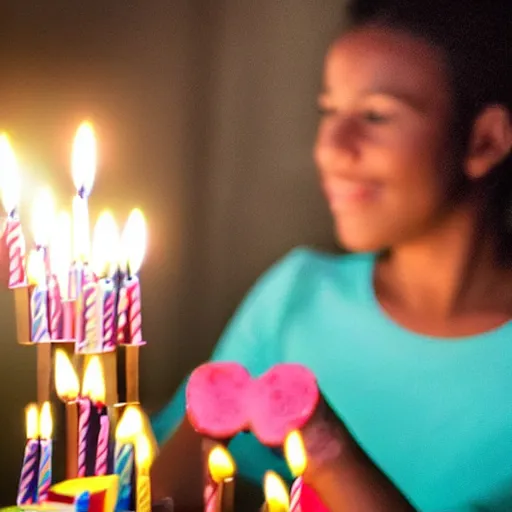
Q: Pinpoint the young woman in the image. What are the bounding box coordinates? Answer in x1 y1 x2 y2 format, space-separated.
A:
151 0 512 510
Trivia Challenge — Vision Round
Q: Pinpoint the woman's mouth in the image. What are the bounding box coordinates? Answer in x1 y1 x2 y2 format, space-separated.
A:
322 179 381 211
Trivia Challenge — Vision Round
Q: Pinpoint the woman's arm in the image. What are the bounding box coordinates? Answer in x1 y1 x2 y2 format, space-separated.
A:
302 402 416 512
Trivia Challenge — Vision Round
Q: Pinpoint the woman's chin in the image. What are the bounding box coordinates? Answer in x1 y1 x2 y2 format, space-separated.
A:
335 226 389 253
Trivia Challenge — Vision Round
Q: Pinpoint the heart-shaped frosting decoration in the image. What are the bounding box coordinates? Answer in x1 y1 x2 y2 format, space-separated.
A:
248 364 319 446
186 361 251 439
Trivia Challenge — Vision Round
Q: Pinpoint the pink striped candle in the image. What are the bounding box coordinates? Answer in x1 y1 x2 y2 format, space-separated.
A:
94 413 110 476
77 398 91 477
5 216 26 288
126 276 143 345
100 279 116 351
17 438 39 505
48 275 63 340
116 283 128 344
79 280 101 353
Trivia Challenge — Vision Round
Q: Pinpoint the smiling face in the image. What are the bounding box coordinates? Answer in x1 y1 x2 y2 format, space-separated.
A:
315 25 464 252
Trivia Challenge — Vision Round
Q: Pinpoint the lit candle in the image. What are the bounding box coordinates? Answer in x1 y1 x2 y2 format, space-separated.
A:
120 208 146 345
78 356 103 476
206 445 236 512
17 404 39 505
27 250 50 342
263 471 290 512
36 401 53 503
0 133 27 288
71 122 96 346
51 212 74 339
135 434 152 512
115 406 142 511
90 211 119 352
54 349 80 479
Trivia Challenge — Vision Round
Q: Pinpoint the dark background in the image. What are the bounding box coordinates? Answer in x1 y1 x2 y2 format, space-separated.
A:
0 1 341 503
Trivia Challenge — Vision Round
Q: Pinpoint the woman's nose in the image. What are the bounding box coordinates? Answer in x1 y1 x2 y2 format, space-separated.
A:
314 116 360 170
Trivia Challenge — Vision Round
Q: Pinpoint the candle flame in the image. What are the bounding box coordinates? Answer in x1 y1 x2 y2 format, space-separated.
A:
72 195 90 264
39 401 53 440
25 403 39 440
55 349 80 402
0 133 20 215
27 249 45 287
208 445 236 483
135 433 152 472
92 211 119 278
121 208 146 276
32 187 55 248
284 430 307 477
82 356 105 404
264 471 290 511
115 405 143 441
71 122 96 196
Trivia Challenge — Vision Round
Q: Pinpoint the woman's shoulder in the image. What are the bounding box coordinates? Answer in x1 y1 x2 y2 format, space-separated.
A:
251 246 376 308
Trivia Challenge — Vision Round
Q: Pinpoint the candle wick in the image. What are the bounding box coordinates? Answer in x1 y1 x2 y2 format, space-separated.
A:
78 186 87 199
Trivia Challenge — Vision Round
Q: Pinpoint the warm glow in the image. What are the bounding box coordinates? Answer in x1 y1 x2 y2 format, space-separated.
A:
39 402 53 440
0 133 21 215
116 405 143 441
27 249 46 287
284 430 307 477
72 195 90 263
55 349 80 401
135 434 152 472
121 208 146 275
92 211 119 278
264 471 290 511
51 211 72 294
32 187 55 247
25 404 39 440
82 356 106 404
208 445 236 483
71 121 96 196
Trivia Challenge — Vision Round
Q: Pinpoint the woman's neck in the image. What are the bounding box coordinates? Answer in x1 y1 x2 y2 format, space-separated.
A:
375 203 512 336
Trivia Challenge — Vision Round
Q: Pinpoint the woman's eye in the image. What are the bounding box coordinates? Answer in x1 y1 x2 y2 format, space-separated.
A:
362 110 390 124
318 106 336 117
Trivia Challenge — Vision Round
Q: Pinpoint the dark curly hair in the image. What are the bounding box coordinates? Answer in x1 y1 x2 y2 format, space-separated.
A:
345 0 512 257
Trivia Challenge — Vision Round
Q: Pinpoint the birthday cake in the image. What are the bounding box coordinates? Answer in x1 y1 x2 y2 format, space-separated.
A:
0 124 155 512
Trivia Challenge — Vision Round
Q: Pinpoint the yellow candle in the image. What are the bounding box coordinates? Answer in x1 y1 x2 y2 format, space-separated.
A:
207 445 236 512
55 349 80 479
135 434 152 512
263 471 290 512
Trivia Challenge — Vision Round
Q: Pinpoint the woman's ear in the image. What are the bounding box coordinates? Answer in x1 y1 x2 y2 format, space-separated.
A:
465 105 512 180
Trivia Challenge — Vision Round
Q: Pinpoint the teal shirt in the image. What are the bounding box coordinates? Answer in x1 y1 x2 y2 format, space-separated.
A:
151 248 512 511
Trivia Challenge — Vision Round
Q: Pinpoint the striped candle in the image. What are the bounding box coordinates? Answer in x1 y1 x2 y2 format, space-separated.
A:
17 438 39 505
126 276 142 344
48 275 63 340
289 477 302 512
36 439 52 503
80 280 99 353
95 414 110 476
30 286 50 342
116 283 128 344
78 398 91 477
100 279 116 351
6 216 26 288
114 442 134 511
